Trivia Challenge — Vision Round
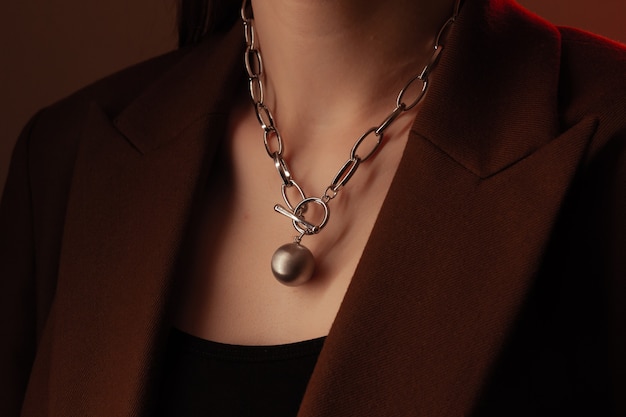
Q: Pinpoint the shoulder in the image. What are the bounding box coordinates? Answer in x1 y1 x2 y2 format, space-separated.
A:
6 44 202 242
28 46 191 147
557 27 626 127
559 26 626 61
13 47 193 213
552 28 626 181
25 24 243 158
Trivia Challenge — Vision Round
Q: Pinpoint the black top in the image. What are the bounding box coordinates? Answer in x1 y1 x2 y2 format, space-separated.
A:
157 328 325 417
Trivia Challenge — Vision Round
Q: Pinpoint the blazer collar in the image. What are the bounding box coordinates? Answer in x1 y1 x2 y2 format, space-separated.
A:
414 0 561 178
113 23 245 154
112 0 563 179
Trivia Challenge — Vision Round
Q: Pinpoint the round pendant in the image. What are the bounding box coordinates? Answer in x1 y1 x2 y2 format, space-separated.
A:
271 243 315 286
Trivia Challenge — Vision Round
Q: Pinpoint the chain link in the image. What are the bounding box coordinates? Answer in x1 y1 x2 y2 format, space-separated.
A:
281 180 306 211
263 127 282 157
241 0 461 237
273 153 292 185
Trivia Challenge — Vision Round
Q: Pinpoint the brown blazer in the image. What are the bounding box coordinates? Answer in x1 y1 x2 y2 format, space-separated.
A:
2 0 625 415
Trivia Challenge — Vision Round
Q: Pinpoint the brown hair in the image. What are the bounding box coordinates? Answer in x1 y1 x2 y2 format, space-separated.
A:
178 0 240 47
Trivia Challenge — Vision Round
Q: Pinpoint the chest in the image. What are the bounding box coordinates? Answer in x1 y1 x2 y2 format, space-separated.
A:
172 109 411 345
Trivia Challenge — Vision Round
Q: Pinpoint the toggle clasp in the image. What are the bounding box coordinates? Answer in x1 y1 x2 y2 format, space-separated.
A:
274 197 329 235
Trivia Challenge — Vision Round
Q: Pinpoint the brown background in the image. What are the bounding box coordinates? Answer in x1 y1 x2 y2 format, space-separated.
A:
1 0 625 195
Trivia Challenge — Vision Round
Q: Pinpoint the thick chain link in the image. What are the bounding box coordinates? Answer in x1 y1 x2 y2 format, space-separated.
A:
241 0 460 238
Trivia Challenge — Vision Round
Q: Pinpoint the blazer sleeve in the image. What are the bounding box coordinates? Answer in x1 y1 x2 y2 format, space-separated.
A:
0 114 40 417
604 133 626 415
584 127 626 415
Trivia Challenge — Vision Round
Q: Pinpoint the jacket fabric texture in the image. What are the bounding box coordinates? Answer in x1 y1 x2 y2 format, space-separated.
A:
1 0 625 415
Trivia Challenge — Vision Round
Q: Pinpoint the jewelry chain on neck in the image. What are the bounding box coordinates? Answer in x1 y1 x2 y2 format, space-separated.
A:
240 0 461 285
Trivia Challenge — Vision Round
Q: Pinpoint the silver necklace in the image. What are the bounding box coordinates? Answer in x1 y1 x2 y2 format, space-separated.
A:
241 0 460 286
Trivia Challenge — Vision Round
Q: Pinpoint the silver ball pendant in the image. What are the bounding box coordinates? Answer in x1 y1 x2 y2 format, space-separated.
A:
271 243 315 286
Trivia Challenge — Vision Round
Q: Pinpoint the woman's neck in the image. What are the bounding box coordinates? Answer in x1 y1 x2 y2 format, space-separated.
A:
249 0 457 142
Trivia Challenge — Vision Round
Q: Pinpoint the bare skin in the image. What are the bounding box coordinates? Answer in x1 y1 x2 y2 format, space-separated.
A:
174 0 457 345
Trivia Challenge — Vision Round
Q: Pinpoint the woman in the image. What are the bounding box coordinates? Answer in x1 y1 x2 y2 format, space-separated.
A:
1 0 625 415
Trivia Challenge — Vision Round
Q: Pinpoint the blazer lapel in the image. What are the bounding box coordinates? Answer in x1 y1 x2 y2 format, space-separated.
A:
300 0 598 416
44 27 244 417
